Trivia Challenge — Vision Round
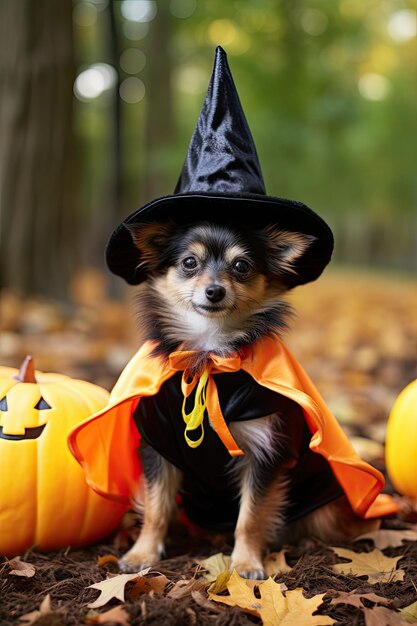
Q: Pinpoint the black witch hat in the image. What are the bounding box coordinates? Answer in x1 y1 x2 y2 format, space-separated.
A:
106 46 333 287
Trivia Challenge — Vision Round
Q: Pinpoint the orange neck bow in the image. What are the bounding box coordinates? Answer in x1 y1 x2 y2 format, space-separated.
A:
169 350 245 457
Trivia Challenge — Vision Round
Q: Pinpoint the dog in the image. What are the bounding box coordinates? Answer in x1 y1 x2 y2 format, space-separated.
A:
117 219 379 579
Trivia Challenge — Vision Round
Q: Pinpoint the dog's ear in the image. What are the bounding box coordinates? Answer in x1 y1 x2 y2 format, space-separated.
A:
126 221 175 270
263 226 316 276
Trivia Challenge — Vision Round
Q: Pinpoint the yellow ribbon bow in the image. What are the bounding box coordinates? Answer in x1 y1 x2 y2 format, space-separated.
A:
169 351 245 456
181 367 209 449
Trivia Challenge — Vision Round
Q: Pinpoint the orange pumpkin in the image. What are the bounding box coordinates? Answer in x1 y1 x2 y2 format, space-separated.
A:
0 356 128 556
385 379 417 499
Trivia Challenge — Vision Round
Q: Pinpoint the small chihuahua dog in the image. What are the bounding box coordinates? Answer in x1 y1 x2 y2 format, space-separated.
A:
118 219 377 579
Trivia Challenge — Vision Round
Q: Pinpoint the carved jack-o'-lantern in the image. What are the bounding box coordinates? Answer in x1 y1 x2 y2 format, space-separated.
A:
0 356 128 556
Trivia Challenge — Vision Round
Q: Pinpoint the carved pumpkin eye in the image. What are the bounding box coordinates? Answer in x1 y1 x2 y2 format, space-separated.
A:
34 397 51 410
0 396 7 411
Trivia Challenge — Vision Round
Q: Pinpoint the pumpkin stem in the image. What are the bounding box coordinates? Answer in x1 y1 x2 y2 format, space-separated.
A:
14 355 37 383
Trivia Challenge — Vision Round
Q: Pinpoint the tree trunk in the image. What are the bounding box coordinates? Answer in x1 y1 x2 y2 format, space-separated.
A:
0 0 76 300
141 3 176 202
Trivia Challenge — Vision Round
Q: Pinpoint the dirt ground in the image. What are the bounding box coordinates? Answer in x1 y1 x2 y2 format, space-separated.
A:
2 513 417 626
1 268 416 625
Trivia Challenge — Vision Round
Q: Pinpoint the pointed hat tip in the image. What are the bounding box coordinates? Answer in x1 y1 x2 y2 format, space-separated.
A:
213 45 231 76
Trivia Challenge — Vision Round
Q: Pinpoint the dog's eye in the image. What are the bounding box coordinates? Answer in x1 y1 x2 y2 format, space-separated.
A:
182 256 198 270
233 259 250 274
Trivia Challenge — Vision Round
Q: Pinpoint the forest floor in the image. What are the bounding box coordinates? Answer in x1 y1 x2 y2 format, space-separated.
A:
0 266 417 626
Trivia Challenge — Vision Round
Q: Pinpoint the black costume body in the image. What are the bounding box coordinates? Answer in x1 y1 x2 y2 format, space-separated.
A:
134 370 344 531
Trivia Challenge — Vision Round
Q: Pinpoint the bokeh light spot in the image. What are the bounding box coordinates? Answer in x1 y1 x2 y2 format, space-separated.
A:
208 19 250 54
123 20 149 41
73 2 97 27
208 19 238 47
120 0 157 23
74 63 117 101
119 77 146 103
300 9 328 36
358 73 390 101
120 48 146 74
170 0 196 19
388 9 417 42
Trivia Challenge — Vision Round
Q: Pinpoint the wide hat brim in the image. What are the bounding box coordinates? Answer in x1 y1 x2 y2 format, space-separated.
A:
105 191 334 288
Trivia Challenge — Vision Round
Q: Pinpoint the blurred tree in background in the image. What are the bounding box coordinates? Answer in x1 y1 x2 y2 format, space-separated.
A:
1 0 416 301
0 0 76 299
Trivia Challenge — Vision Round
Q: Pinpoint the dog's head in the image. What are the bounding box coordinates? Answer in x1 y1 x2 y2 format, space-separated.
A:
127 220 314 354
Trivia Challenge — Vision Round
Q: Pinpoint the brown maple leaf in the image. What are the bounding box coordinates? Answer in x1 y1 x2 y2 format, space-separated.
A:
331 547 405 584
128 573 170 598
330 591 390 609
331 592 408 626
363 606 408 626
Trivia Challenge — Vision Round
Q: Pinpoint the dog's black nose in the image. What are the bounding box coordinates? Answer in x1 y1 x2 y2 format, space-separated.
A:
205 284 226 303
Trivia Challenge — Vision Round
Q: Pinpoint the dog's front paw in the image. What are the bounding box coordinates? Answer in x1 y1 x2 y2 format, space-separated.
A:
230 559 266 580
118 548 161 573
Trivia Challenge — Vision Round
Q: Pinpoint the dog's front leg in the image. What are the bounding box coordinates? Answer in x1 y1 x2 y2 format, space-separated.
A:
229 418 288 580
230 467 287 580
119 444 182 573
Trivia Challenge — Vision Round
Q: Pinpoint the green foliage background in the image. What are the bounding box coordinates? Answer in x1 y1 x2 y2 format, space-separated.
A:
75 0 416 273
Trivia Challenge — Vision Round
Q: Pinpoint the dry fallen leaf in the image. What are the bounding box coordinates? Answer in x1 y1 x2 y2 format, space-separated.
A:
18 595 51 624
363 606 407 626
331 592 407 626
207 567 233 595
190 589 225 613
209 571 334 625
88 571 149 608
97 554 119 567
208 570 269 613
264 549 292 576
330 591 390 609
166 577 207 599
332 547 405 584
129 573 170 598
258 579 334 626
85 605 131 625
7 557 36 578
198 552 231 582
355 528 417 550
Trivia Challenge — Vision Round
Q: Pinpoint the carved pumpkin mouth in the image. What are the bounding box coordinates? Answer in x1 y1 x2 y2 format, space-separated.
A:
0 424 46 440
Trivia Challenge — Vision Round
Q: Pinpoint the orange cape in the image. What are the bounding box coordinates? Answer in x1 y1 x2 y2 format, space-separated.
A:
67 336 398 520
